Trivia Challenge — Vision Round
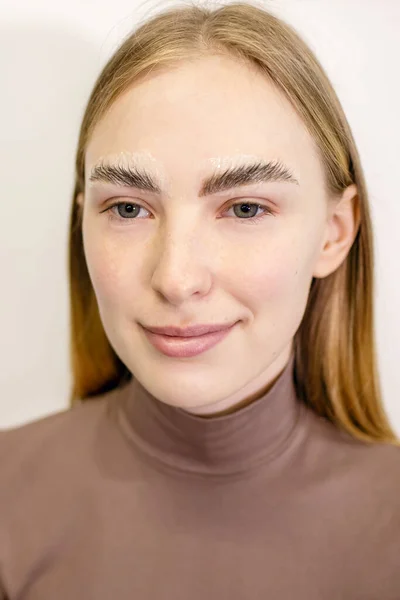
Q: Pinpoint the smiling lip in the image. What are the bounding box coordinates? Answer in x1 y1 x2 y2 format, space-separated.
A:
142 322 236 337
141 322 237 358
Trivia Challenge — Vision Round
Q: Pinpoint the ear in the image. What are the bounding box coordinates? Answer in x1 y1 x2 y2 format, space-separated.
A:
313 183 360 279
76 192 84 207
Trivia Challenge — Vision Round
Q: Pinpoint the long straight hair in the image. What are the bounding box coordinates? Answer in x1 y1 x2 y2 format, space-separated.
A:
68 1 400 445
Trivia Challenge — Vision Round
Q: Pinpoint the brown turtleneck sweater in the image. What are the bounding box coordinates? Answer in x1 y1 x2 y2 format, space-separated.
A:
0 353 399 599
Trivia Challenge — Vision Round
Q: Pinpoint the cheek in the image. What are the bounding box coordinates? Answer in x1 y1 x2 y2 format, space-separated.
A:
238 257 296 305
232 238 292 294
82 227 134 312
233 237 316 314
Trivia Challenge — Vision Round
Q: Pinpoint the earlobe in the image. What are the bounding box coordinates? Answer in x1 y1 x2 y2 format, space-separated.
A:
76 192 84 207
312 184 360 279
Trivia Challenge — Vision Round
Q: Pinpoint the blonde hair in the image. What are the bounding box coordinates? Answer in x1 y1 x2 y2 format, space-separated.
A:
68 1 400 445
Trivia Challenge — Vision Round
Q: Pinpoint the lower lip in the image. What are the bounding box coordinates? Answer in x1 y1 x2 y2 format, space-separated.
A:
142 324 236 358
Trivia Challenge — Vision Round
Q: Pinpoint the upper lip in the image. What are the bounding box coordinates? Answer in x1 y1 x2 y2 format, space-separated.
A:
142 322 236 337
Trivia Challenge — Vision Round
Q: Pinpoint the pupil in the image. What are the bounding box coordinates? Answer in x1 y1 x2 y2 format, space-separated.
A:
119 203 138 217
235 203 256 218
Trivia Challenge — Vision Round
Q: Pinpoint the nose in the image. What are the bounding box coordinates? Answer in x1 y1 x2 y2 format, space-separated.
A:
150 226 212 306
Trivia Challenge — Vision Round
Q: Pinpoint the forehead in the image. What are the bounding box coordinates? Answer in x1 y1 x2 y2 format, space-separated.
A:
86 55 323 186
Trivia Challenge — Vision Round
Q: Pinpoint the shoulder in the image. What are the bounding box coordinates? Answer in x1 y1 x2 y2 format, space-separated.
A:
0 386 121 504
0 386 127 589
303 406 400 481
301 407 400 525
299 408 400 575
0 392 109 456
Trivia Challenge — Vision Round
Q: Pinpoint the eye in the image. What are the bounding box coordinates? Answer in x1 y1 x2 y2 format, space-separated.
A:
104 202 151 222
224 201 274 223
102 199 275 225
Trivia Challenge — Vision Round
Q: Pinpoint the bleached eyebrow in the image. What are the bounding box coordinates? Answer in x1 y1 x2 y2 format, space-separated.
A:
88 158 300 196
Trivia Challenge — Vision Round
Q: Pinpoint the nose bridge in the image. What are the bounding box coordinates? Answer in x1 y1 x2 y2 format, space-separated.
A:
150 215 212 304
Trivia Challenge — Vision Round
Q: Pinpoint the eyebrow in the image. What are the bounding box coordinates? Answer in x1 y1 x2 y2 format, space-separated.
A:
88 158 299 197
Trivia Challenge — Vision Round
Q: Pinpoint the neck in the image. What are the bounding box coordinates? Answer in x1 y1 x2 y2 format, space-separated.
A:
185 364 288 419
113 350 307 477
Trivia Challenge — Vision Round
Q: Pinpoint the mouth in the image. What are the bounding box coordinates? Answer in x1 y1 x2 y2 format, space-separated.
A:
140 322 237 358
142 322 236 337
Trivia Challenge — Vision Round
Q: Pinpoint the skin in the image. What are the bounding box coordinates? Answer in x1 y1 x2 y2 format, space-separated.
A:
78 54 359 417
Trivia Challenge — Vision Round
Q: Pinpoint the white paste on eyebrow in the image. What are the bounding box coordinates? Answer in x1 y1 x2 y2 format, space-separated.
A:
88 151 265 190
207 154 264 170
89 150 168 185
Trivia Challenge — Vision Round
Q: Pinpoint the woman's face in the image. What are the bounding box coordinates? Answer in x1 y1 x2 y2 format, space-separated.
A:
80 54 357 416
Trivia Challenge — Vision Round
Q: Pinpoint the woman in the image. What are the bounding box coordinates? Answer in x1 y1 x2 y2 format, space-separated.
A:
1 2 399 598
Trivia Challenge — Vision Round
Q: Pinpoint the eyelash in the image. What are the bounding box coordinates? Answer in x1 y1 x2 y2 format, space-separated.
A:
102 201 275 226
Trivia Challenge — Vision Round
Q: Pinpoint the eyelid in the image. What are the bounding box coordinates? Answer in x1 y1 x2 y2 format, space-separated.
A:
101 189 276 210
102 197 273 214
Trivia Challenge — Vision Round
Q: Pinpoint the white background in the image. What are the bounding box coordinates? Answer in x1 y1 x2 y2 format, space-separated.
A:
0 0 399 432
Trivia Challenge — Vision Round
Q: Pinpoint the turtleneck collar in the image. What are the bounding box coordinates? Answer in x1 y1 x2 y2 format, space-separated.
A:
114 351 306 477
